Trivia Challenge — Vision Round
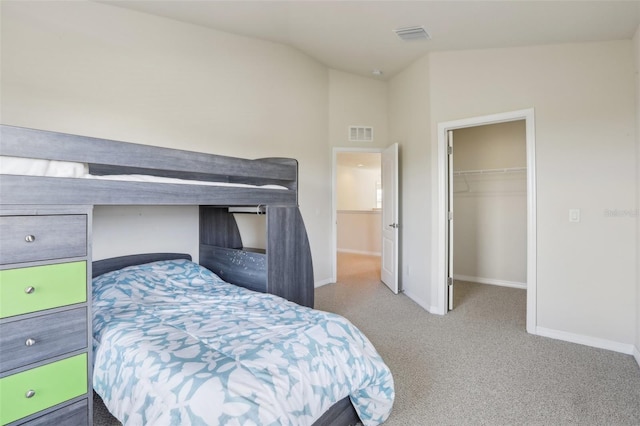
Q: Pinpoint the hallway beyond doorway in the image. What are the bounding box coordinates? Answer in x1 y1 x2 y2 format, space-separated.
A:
337 252 381 284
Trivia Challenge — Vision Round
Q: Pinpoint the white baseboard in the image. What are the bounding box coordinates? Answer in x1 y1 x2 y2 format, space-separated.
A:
402 288 444 315
633 345 640 367
314 278 333 288
536 326 635 355
454 274 526 289
337 248 381 256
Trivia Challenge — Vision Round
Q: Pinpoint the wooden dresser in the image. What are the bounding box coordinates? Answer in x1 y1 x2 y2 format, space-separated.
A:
0 206 92 426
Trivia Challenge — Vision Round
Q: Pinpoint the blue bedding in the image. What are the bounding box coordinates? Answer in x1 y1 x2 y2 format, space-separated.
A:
92 259 394 425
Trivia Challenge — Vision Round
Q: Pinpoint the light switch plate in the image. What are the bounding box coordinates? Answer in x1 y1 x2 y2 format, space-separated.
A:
569 208 580 223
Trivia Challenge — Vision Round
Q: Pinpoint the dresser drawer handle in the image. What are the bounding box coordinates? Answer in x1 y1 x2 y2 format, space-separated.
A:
24 286 35 294
25 390 36 398
25 338 36 346
25 234 36 243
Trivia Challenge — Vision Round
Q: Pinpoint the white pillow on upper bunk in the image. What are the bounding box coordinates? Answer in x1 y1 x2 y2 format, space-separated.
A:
0 156 88 178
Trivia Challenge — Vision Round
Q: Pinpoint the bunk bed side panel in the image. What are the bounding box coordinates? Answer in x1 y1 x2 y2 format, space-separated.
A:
92 253 192 278
0 175 297 206
267 206 314 308
199 207 243 248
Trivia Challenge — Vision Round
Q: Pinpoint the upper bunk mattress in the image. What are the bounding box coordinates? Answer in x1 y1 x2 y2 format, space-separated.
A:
0 125 299 206
0 156 287 190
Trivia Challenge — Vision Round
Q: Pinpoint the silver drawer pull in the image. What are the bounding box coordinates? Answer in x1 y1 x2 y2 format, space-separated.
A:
25 390 36 398
24 286 35 294
25 235 36 243
25 338 36 346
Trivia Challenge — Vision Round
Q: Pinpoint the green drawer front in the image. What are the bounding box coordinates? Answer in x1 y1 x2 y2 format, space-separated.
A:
0 353 87 425
0 262 87 319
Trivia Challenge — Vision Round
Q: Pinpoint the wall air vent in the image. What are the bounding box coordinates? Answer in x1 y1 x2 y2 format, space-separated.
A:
349 126 373 142
393 26 431 41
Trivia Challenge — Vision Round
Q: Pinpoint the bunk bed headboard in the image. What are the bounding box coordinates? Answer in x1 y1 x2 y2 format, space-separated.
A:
92 253 192 278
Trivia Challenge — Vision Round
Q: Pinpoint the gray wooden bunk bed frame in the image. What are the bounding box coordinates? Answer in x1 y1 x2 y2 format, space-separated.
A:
0 124 359 426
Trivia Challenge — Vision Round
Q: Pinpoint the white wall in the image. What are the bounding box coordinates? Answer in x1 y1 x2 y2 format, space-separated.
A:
329 70 388 149
337 164 381 211
92 206 199 261
453 121 526 170
390 41 637 348
388 56 432 307
453 122 527 287
337 211 381 255
336 161 382 255
0 1 332 280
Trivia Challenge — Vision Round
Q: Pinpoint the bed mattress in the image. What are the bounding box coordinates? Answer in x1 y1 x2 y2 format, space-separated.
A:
0 156 286 189
92 259 394 425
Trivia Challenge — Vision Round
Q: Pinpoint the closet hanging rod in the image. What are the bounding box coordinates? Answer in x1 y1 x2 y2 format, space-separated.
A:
453 167 526 176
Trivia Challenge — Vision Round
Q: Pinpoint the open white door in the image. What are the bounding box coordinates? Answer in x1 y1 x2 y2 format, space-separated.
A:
447 131 454 310
381 143 399 294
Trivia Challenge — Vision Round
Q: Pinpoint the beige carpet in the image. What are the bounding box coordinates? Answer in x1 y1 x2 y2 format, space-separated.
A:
315 252 640 425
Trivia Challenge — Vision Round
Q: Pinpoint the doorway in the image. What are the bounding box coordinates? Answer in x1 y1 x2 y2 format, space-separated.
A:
333 150 382 283
437 109 537 333
450 120 527 310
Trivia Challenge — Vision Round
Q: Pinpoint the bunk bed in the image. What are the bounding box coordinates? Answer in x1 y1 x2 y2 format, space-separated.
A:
0 125 394 426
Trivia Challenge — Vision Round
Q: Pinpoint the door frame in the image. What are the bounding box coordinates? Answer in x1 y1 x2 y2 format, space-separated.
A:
331 147 383 283
436 108 537 334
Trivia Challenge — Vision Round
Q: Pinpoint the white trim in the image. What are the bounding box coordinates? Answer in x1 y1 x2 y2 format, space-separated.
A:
337 248 381 256
314 278 334 288
436 108 537 332
633 346 640 368
331 147 384 284
453 274 526 289
337 210 381 215
402 288 435 312
536 327 635 355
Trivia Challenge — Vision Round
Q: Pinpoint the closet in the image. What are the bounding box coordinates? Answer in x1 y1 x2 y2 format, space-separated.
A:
452 121 527 290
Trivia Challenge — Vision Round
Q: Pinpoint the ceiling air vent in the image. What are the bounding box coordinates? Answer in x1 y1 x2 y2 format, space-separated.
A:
393 26 431 41
349 126 373 142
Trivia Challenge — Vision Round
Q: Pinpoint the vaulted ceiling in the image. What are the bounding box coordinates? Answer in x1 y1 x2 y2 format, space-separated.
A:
103 1 639 79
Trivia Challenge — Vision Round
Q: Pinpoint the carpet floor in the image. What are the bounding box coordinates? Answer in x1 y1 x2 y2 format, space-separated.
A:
315 253 640 425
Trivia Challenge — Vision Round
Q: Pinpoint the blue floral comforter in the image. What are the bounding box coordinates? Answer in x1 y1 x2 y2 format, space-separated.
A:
92 259 394 425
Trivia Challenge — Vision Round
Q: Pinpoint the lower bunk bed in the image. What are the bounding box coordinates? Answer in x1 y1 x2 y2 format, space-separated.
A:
91 254 395 426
